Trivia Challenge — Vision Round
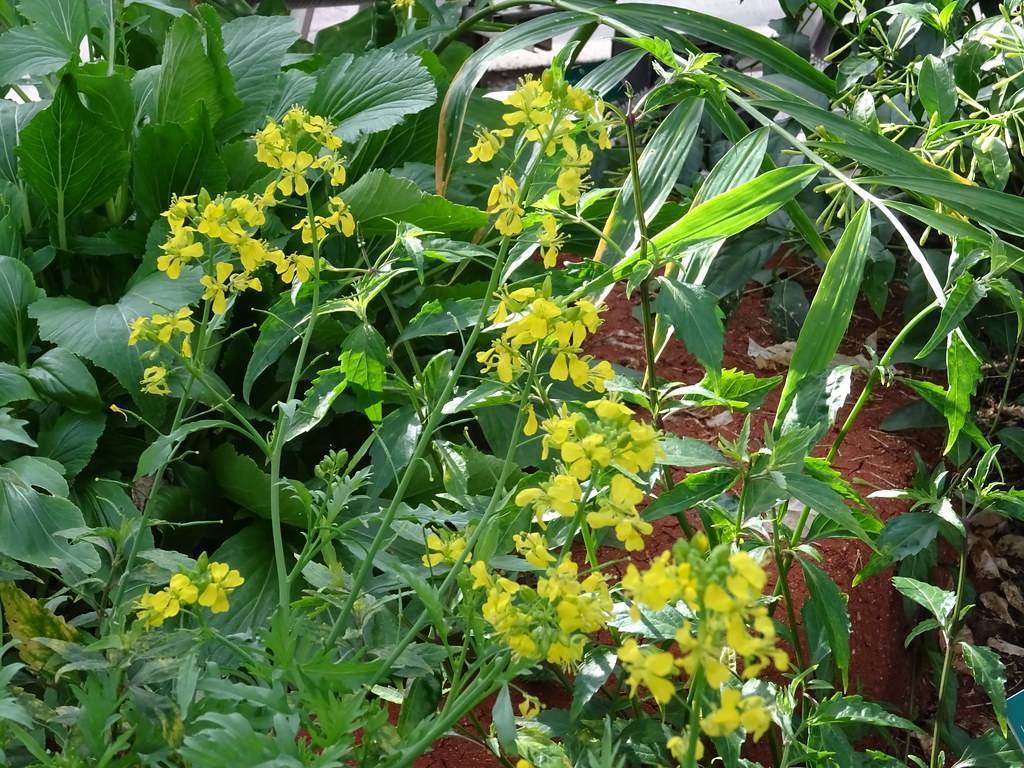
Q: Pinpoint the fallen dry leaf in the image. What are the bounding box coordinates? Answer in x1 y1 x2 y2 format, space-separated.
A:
980 592 1015 625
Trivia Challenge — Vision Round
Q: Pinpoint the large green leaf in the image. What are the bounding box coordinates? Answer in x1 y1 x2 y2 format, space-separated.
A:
0 0 90 84
648 165 818 258
309 48 436 142
800 558 851 690
807 694 918 730
0 466 100 573
155 10 238 126
653 278 724 385
133 106 228 222
341 323 387 424
220 15 299 136
782 472 871 544
208 443 309 527
596 97 703 263
892 576 956 624
28 268 202 396
960 643 1008 736
208 524 283 635
17 76 130 222
37 411 105 478
0 100 44 183
944 332 981 453
341 169 486 233
774 204 871 428
0 255 43 361
918 54 956 123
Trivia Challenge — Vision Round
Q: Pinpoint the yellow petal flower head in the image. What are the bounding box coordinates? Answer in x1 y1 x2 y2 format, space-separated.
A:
617 638 677 705
200 261 234 315
468 127 514 164
326 196 356 236
302 113 342 151
278 150 315 197
314 154 348 186
515 473 581 525
512 531 555 569
523 404 538 436
141 365 171 396
489 286 536 324
197 561 245 614
502 76 553 142
487 175 524 236
422 532 470 567
561 432 612 480
700 688 771 741
274 252 315 284
536 213 563 268
152 307 195 344
667 731 704 764
476 338 522 383
163 194 197 232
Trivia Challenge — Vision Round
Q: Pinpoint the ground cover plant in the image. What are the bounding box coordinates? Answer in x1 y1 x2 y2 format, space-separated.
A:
0 0 1022 766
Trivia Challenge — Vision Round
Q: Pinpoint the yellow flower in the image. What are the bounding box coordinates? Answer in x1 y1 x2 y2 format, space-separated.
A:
536 213 563 268
163 194 197 232
325 196 356 236
153 307 195 343
302 113 342 151
278 150 314 196
513 531 555 569
157 228 204 279
273 252 315 284
197 561 244 614
523 405 538 436
422 532 470 567
314 154 347 186
556 139 593 205
468 127 513 163
561 432 612 480
141 365 171 396
255 121 288 168
518 694 542 719
666 731 704 764
700 688 771 741
587 474 650 550
515 473 581 524
489 286 536 324
487 175 524 236
476 338 521 383
200 261 234 315
236 236 271 272
621 552 691 611
503 77 553 142
134 573 198 629
617 638 677 704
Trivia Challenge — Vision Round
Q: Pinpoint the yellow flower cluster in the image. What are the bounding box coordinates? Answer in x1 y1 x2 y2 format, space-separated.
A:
421 531 470 568
477 283 612 391
135 561 244 630
468 70 613 266
516 399 662 550
617 536 787 750
469 553 612 668
132 108 356 396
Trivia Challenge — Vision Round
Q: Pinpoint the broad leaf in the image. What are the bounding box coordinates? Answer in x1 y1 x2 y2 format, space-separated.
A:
310 48 436 142
0 255 43 360
807 694 918 730
37 411 105 478
26 347 100 413
917 274 987 359
892 576 956 624
341 324 387 424
17 76 130 223
653 278 724 385
208 524 283 634
643 467 737 522
28 268 202 396
155 11 238 126
0 0 90 84
341 169 486 233
220 15 299 136
918 55 956 122
0 467 100 573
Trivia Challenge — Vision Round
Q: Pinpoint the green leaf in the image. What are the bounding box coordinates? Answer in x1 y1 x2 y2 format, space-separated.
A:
207 524 283 634
36 411 105 478
917 274 987 359
396 298 484 343
0 0 89 84
0 407 35 447
219 15 299 136
653 278 724 385
341 324 387 424
892 576 956 624
26 347 100 412
919 55 956 122
282 367 347 443
643 467 737 522
783 472 871 544
310 48 436 142
75 64 135 139
857 511 940 583
944 332 981 453
649 165 818 258
155 11 238 126
960 643 1007 735
17 76 129 222
800 558 851 690
775 204 871 427
341 170 486 234
492 685 516 753
657 435 727 468
0 255 43 360
28 268 202 397
242 285 315 402
135 419 236 479
974 135 1010 192
0 466 100 573
0 101 44 183
133 106 228 222
0 363 35 407
571 649 616 720
807 694 918 730
999 427 1024 462
596 98 703 262
209 443 309 526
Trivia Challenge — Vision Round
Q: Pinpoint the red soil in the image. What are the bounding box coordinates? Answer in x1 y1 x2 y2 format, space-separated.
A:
416 267 941 767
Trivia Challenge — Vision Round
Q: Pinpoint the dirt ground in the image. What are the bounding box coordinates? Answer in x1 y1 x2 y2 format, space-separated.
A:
415 264 944 767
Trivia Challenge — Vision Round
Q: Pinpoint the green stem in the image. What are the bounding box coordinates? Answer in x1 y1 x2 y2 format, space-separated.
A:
929 545 968 768
682 670 706 766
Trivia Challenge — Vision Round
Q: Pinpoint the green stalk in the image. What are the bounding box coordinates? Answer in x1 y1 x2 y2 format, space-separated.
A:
682 670 706 766
929 545 968 768
267 192 325 622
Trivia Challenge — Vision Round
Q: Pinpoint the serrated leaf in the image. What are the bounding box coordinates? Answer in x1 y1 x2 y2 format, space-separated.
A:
653 278 724 385
310 48 436 142
28 268 202 397
341 324 387 424
892 576 956 624
808 694 918 730
657 436 727 468
17 75 129 222
643 467 737 522
961 642 1008 735
220 15 299 136
155 11 238 126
